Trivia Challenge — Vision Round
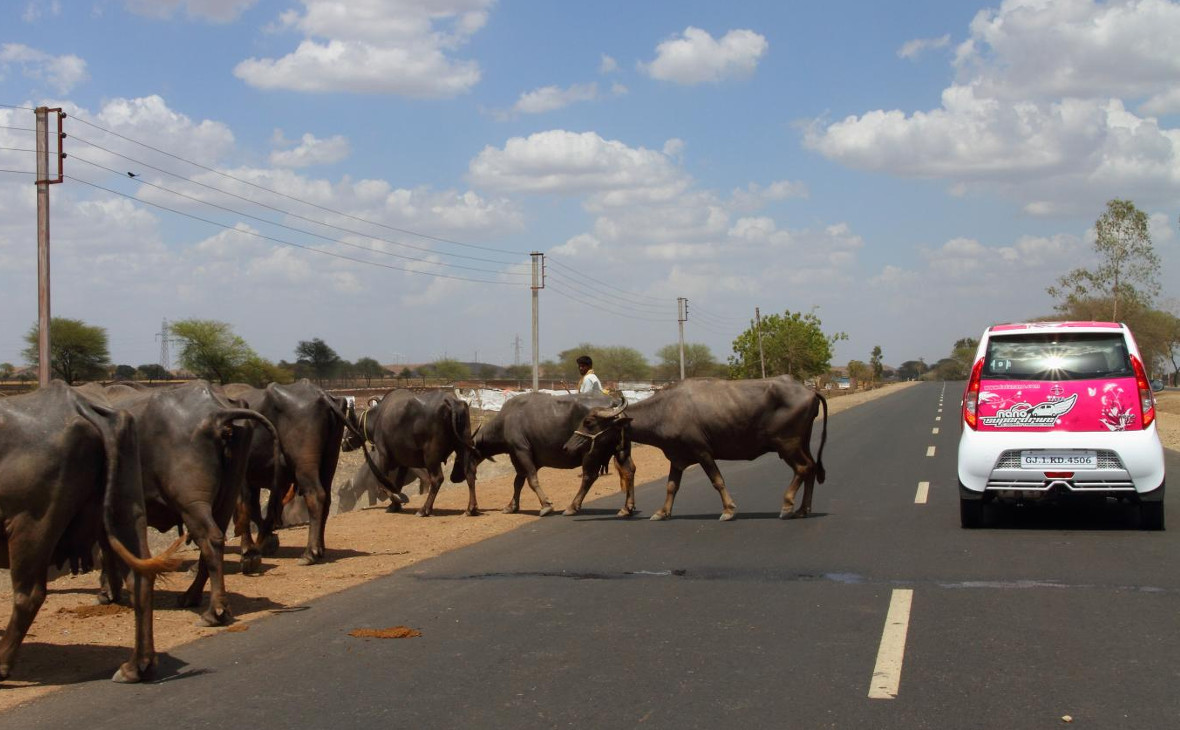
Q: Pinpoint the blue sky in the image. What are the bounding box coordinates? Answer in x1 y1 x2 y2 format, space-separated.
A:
1 0 1177 373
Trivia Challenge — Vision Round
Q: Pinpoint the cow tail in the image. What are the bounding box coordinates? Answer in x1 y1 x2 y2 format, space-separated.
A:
78 401 182 578
449 401 474 483
815 392 828 484
218 408 283 504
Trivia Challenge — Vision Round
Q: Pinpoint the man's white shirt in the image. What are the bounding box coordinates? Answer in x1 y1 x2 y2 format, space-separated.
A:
578 371 603 395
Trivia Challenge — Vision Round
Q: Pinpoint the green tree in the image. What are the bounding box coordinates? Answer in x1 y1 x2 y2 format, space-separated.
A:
426 358 470 381
729 310 841 380
355 356 385 387
22 317 111 384
113 364 137 381
295 338 342 384
0 362 14 379
503 364 532 381
478 364 499 379
171 319 255 385
654 342 722 380
1048 199 1160 320
556 344 651 382
137 363 169 381
237 355 293 387
897 359 928 381
870 345 884 382
847 360 871 385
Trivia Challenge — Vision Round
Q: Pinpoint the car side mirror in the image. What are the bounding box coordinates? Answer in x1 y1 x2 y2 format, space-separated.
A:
1150 379 1164 393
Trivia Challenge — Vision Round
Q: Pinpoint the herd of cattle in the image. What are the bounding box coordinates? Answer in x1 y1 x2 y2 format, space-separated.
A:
0 375 827 685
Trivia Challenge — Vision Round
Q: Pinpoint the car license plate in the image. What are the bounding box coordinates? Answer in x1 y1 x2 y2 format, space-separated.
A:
1021 451 1097 469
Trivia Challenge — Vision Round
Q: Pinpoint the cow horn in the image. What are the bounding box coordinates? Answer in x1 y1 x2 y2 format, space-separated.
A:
596 396 628 419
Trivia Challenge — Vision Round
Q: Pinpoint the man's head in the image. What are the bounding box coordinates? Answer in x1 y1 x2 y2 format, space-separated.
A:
576 355 593 375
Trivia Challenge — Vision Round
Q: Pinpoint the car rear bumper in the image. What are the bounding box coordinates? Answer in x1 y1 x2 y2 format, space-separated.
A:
957 426 1165 497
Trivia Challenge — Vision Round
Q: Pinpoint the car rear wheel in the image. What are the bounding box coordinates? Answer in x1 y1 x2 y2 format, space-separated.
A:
1139 500 1165 531
960 496 984 529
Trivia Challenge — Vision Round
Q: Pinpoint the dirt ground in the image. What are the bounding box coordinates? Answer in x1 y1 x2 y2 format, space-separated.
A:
2 382 1177 711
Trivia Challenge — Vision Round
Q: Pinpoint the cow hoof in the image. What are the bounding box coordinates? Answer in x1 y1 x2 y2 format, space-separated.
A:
111 662 141 684
0 664 10 681
197 609 230 627
562 507 579 516
260 534 280 556
240 552 261 575
616 508 633 518
394 492 410 504
501 504 518 514
415 509 431 517
96 591 117 606
650 512 669 521
719 512 736 522
780 510 806 520
538 505 554 517
297 554 317 566
385 502 403 513
465 508 481 517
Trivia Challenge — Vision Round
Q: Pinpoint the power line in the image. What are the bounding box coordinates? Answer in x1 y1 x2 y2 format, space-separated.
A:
546 281 676 323
67 111 521 258
546 255 672 305
545 268 674 315
69 152 527 279
68 132 526 269
65 174 519 286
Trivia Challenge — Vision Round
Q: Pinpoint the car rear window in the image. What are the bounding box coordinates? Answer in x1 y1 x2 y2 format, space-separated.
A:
982 332 1132 381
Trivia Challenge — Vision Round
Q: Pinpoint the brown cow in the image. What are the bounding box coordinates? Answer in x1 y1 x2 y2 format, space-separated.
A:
0 382 179 682
564 376 827 520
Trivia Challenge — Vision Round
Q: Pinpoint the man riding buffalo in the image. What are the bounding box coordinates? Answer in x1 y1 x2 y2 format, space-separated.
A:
565 376 827 521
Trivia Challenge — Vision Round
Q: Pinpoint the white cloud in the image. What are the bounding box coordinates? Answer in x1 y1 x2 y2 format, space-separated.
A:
468 130 691 200
124 0 258 22
0 43 87 94
234 0 491 97
898 34 950 60
269 130 351 168
84 95 236 167
955 0 1180 102
512 82 599 115
599 54 618 74
805 0 1180 214
1140 88 1180 117
640 27 767 85
22 1 61 22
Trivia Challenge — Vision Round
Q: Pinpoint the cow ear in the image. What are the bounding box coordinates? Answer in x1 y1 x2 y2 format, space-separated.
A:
614 415 633 426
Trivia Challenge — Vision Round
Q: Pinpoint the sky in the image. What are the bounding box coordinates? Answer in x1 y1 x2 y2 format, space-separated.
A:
1 0 1178 373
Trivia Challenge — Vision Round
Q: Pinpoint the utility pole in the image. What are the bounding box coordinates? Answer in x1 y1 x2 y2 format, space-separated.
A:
755 307 766 379
530 252 544 392
677 297 687 380
35 107 65 387
513 334 522 366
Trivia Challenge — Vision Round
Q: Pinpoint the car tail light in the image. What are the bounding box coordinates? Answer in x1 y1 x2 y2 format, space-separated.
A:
963 358 984 430
1130 355 1156 429
1044 472 1074 479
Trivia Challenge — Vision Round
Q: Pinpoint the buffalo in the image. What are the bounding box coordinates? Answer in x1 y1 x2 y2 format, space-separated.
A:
223 380 379 573
565 376 827 521
91 381 280 626
342 389 478 517
0 382 180 682
472 392 636 517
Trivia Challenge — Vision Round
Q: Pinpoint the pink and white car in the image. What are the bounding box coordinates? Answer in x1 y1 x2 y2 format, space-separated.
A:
958 321 1165 529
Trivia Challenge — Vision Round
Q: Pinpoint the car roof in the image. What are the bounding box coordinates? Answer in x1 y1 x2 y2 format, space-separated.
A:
987 321 1125 334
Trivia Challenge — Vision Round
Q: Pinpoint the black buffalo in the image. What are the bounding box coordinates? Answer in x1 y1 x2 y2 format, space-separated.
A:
342 389 478 517
565 377 827 521
224 380 380 573
94 381 280 626
0 382 180 682
473 392 636 517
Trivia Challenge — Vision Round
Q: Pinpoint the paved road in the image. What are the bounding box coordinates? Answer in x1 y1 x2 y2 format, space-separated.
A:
4 382 1178 729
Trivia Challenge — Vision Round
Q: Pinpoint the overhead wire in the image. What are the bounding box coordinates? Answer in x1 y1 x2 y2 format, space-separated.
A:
69 152 527 278
68 132 526 270
545 282 677 323
544 268 675 316
546 255 672 306
66 174 519 286
67 112 522 258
